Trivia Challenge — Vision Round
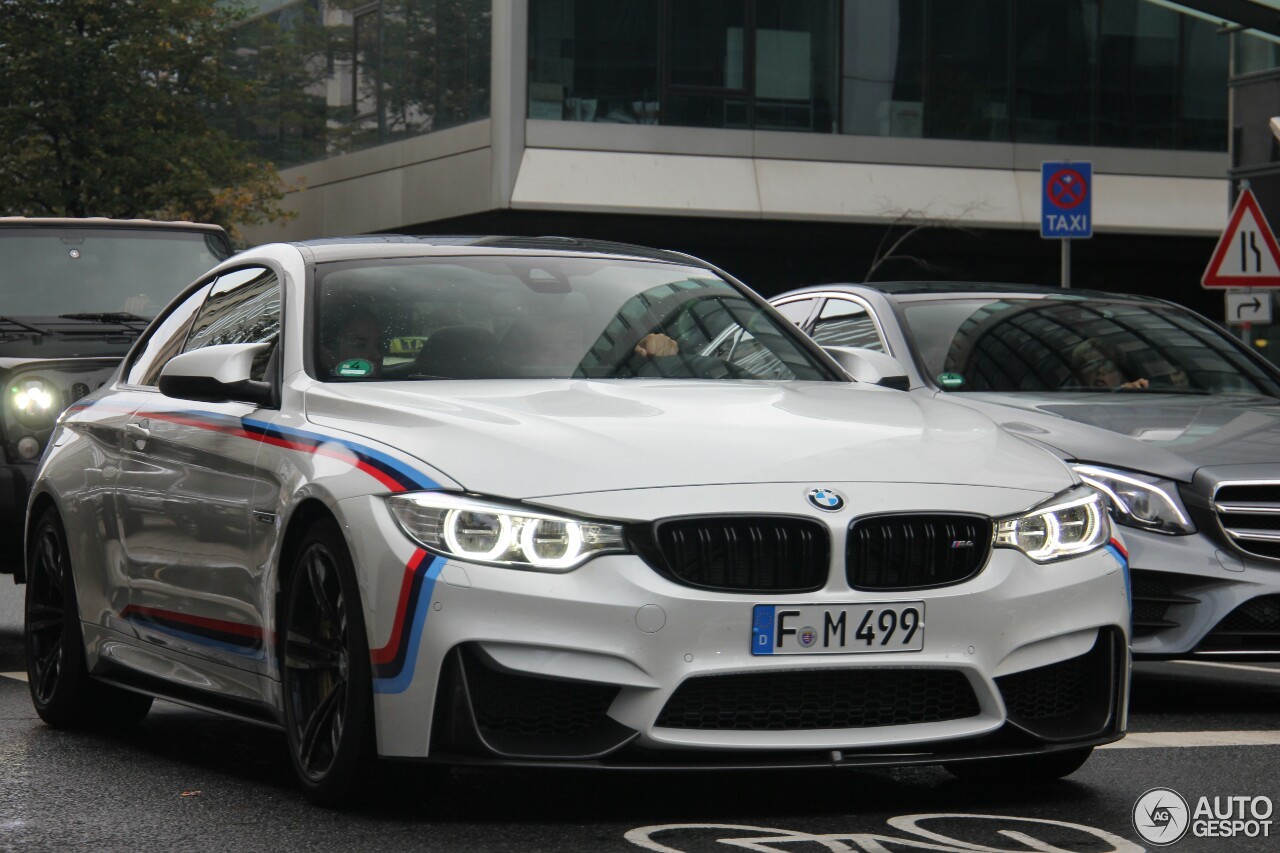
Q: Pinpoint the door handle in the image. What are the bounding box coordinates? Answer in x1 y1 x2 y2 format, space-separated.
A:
125 421 150 448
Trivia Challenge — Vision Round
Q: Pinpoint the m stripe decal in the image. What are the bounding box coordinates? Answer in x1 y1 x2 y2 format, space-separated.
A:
372 550 443 694
120 605 265 659
1105 538 1131 610
124 408 437 493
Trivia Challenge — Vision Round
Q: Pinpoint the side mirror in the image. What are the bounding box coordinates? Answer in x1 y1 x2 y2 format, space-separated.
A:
158 342 275 406
823 346 911 390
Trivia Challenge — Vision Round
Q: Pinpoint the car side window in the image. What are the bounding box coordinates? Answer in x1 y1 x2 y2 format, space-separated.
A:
810 299 886 352
772 299 817 328
124 282 214 387
182 267 282 381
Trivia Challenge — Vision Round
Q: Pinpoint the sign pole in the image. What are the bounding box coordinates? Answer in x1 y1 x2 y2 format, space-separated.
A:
1041 161 1091 286
1061 239 1071 289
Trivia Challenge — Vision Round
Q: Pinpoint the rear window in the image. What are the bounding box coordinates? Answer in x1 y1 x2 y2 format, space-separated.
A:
901 297 1280 397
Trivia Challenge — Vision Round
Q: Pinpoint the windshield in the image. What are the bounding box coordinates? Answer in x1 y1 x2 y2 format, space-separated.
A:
314 257 833 382
900 296 1280 397
0 227 230 319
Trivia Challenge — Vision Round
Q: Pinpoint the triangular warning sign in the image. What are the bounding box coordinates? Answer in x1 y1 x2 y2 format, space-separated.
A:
1203 188 1280 288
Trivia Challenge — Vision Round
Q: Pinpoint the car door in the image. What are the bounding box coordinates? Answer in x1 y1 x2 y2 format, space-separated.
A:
115 266 281 674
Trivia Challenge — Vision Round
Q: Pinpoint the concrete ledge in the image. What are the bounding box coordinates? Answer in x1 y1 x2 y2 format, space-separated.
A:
511 148 1228 236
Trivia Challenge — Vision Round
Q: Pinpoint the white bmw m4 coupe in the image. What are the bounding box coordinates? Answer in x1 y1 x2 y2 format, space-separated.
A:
24 237 1130 804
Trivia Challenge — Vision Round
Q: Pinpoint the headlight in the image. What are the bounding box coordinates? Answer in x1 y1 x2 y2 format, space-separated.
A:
387 492 627 571
1073 464 1194 535
10 377 59 427
995 486 1110 563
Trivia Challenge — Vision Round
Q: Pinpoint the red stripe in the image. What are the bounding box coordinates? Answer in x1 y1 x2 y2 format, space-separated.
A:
370 550 428 665
1108 537 1129 559
145 411 242 435
140 411 408 493
121 605 263 639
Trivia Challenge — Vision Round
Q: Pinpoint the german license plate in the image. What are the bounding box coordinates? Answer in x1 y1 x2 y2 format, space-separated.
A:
751 602 925 655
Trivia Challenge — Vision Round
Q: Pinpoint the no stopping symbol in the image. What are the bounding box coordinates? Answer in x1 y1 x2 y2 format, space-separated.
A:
1047 169 1088 210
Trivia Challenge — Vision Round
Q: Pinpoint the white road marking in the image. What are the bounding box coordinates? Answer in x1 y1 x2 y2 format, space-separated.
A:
1169 659 1280 676
0 671 27 682
625 815 1142 852
1102 730 1280 749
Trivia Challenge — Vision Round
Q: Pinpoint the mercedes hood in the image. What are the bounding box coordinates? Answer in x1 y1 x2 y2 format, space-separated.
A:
947 391 1280 482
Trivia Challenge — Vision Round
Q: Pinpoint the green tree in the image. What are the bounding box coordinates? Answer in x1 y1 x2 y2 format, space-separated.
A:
0 0 292 239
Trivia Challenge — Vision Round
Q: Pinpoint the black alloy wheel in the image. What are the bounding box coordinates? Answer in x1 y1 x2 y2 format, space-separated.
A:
282 520 376 806
25 506 152 728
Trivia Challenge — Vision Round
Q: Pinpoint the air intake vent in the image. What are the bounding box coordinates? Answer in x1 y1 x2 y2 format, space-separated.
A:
846 514 992 590
656 668 980 731
1197 595 1280 653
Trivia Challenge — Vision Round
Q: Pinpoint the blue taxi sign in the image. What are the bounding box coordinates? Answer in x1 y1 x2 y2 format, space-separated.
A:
1041 162 1092 239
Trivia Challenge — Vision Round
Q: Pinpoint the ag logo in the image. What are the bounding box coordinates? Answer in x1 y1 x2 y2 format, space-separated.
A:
806 488 845 512
1133 787 1190 846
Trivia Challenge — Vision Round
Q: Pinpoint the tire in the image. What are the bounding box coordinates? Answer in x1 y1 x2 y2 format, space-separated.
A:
280 519 377 806
944 746 1093 784
25 507 153 729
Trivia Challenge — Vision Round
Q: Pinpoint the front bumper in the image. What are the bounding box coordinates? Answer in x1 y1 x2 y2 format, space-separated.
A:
1125 527 1280 659
336 489 1131 764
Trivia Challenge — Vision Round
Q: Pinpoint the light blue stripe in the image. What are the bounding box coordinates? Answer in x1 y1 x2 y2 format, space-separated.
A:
372 557 444 694
1105 543 1132 611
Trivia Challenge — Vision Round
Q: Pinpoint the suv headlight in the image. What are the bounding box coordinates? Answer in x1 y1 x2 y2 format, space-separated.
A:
1073 464 1195 535
387 492 627 571
10 377 59 428
995 486 1110 562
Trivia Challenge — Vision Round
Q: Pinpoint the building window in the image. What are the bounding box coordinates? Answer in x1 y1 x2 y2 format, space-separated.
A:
224 0 492 168
353 5 381 120
528 0 839 131
529 0 1226 152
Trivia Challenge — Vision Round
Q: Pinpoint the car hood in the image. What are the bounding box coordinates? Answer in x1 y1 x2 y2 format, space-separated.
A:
303 379 1071 500
945 391 1280 481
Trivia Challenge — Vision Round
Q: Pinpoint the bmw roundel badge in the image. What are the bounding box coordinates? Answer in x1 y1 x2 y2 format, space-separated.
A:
806 487 845 512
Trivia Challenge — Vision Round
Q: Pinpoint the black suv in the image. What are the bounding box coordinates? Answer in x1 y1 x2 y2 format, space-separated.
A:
1 218 233 577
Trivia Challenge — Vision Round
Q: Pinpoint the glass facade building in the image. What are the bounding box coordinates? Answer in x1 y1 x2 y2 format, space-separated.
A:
233 0 1235 320
527 0 1228 151
224 0 492 169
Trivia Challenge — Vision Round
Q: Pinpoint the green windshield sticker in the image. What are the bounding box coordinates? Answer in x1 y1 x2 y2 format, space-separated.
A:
938 372 965 389
335 358 373 377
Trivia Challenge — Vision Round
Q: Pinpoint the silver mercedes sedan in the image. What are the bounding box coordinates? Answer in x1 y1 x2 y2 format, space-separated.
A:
773 281 1280 662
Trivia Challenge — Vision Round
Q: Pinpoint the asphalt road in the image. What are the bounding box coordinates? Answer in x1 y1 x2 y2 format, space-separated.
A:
1 577 1279 853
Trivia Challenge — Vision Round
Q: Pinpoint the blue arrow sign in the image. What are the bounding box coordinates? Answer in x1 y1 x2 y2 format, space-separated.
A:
1041 161 1092 239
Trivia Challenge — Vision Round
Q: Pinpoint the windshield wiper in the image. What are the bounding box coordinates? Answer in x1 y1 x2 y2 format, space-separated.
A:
0 315 50 336
1114 387 1214 396
58 312 151 324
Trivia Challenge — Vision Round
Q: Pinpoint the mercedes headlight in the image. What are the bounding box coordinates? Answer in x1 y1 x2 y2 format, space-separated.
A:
1073 464 1194 535
10 377 59 427
995 486 1110 563
387 492 627 571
